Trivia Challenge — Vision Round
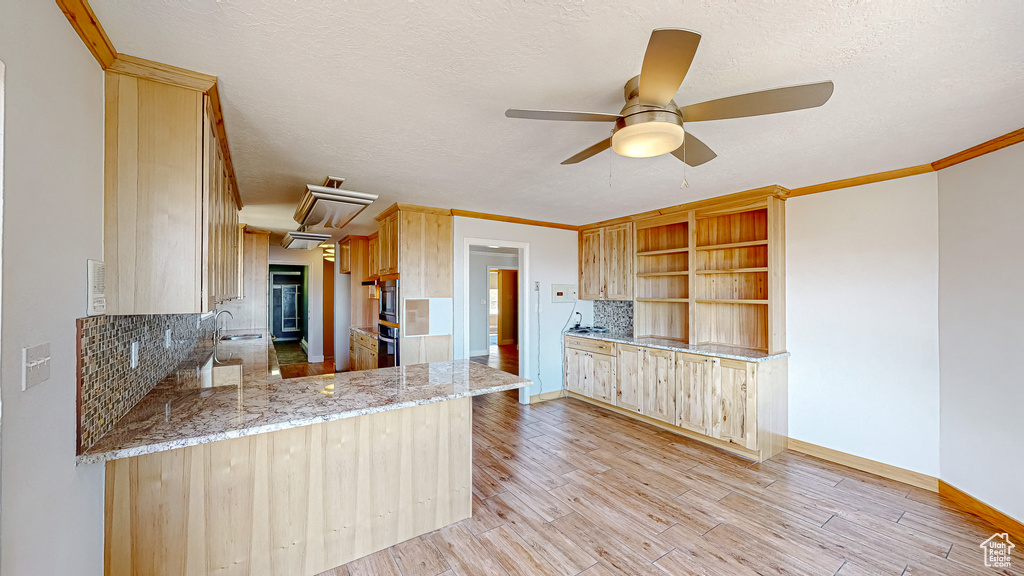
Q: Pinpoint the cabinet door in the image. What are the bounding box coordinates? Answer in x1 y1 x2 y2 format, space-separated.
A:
368 236 379 278
580 228 603 300
676 353 711 435
386 213 400 274
591 352 617 404
339 240 352 274
564 347 587 396
602 223 633 300
641 348 676 424
616 344 641 412
711 359 757 449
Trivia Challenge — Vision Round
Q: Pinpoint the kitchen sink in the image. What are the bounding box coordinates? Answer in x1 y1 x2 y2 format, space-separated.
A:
220 334 263 341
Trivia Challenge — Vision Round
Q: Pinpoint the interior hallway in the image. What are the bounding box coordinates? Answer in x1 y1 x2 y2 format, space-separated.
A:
470 344 520 376
322 391 1008 576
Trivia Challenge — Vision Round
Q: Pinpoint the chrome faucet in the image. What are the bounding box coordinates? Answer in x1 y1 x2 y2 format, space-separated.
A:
214 309 234 364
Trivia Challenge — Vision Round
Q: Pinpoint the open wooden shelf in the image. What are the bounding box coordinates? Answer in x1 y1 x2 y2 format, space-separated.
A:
696 267 768 275
695 299 769 305
695 239 768 251
637 247 689 256
637 271 689 278
637 298 691 303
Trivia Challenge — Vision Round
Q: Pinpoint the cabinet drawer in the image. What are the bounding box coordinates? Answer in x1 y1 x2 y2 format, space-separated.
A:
564 337 615 355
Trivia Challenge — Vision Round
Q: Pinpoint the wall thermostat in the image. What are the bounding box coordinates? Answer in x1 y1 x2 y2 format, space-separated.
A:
551 284 577 303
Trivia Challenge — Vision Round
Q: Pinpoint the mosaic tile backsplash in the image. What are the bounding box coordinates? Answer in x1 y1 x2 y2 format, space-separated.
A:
77 313 216 453
593 300 634 335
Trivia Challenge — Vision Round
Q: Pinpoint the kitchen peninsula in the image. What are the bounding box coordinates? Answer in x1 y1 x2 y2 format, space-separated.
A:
81 331 530 575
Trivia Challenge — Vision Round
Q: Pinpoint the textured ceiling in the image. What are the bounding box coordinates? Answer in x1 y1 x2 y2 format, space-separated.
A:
90 0 1024 236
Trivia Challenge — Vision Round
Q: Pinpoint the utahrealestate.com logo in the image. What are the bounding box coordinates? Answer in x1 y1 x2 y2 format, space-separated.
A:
981 533 1014 568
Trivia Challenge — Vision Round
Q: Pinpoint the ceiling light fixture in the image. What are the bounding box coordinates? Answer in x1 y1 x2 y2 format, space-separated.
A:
611 111 684 158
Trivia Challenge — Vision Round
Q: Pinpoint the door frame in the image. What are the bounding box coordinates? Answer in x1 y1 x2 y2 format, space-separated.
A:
486 265 519 348
267 263 311 353
462 238 530 404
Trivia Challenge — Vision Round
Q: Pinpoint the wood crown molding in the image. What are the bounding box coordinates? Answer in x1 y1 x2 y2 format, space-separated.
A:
787 437 939 492
242 224 272 235
450 209 579 231
938 481 1024 543
56 0 116 68
931 126 1024 171
58 0 242 210
581 184 789 230
787 164 935 198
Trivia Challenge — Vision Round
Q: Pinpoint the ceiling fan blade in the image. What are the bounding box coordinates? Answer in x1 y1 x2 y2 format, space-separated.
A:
505 109 622 122
561 138 612 165
638 28 702 107
680 81 834 122
671 132 716 167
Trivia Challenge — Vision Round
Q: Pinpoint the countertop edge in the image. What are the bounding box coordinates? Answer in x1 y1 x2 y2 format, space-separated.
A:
77 378 530 465
565 331 790 362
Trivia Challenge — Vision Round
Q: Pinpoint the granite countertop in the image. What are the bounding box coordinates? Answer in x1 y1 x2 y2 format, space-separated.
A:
352 325 380 337
79 330 531 464
565 329 789 362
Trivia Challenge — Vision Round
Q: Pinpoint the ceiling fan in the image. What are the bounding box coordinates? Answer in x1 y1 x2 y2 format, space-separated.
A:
506 28 834 167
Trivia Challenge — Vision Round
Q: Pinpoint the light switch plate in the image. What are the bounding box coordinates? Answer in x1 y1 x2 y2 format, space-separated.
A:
22 342 51 391
131 342 139 369
551 284 577 303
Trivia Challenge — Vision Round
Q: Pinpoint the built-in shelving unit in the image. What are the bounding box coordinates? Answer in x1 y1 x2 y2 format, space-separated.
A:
621 196 785 354
634 220 690 340
693 207 773 351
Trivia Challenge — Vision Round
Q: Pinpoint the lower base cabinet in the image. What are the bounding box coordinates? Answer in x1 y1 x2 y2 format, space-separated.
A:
350 329 378 371
564 336 787 461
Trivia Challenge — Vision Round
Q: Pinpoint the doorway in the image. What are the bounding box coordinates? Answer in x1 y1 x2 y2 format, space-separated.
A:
467 246 521 379
270 264 308 364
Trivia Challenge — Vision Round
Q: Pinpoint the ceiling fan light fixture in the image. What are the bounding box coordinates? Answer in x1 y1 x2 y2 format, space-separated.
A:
611 112 685 158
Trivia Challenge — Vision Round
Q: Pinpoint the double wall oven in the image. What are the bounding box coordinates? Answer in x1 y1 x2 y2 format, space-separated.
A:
378 279 399 368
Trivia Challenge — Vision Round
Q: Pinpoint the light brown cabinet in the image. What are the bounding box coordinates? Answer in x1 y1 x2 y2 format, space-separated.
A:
676 353 712 435
104 71 240 314
590 352 616 404
640 347 676 425
579 223 633 301
711 358 756 450
564 335 787 462
349 329 378 371
367 233 380 280
615 344 642 412
377 212 399 276
563 344 616 404
373 204 454 365
564 347 589 396
339 239 352 274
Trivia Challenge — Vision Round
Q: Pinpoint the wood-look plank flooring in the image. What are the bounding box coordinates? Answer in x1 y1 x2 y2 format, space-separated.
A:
279 359 335 379
471 344 520 375
320 393 1020 576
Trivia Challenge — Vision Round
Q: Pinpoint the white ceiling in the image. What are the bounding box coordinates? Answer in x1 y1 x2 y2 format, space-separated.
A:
90 0 1024 236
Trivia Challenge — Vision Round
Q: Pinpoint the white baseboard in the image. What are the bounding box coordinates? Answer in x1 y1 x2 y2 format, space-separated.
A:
307 354 325 363
469 348 489 357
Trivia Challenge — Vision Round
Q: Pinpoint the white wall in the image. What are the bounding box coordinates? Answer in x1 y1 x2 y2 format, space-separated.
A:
938 142 1024 522
453 218 592 399
269 245 325 362
0 2 106 573
787 173 941 477
468 251 518 356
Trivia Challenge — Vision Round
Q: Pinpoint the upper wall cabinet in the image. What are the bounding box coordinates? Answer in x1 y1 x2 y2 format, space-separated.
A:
104 72 241 314
579 223 634 300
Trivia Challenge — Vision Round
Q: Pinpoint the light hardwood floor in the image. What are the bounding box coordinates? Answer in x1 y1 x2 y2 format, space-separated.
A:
320 392 1020 576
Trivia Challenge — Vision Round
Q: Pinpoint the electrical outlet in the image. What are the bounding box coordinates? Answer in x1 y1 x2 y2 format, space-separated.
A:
22 342 51 391
131 342 139 369
551 284 578 303
165 329 172 349
534 281 540 292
